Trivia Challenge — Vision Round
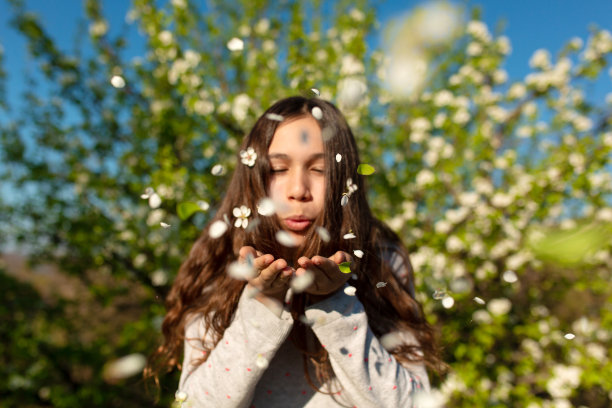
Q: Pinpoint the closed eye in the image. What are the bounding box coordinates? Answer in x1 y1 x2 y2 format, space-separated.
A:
271 168 288 173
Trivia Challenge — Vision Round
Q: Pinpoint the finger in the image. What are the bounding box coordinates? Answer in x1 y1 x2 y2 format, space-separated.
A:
259 258 287 283
297 256 313 269
331 251 352 265
239 246 257 260
253 254 274 270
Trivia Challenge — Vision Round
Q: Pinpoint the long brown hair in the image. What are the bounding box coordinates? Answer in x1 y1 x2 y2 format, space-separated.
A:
146 96 445 391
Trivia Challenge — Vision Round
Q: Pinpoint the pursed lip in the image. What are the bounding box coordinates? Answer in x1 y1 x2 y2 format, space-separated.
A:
283 216 312 231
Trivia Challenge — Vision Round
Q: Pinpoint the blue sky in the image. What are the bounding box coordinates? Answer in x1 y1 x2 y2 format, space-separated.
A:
1 0 611 105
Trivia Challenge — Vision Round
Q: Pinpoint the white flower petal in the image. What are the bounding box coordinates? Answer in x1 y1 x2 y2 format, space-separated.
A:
311 88 320 96
227 37 244 51
311 106 323 120
353 249 364 258
341 195 349 206
376 281 387 288
103 353 146 381
174 391 187 402
110 75 125 89
148 193 162 209
233 207 242 217
266 113 284 121
316 226 331 242
343 285 357 296
291 270 314 293
211 164 224 175
473 296 486 305
175 391 188 402
257 198 276 216
242 218 249 229
197 200 210 211
255 354 269 369
335 153 342 162
234 218 242 228
209 220 229 238
227 260 257 280
160 222 170 228
380 332 403 350
276 230 298 247
343 232 356 239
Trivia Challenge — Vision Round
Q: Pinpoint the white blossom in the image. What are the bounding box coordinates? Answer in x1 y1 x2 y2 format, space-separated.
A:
233 205 251 228
240 147 257 167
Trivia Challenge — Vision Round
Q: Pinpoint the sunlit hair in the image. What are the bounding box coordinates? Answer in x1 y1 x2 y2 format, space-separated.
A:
146 96 446 392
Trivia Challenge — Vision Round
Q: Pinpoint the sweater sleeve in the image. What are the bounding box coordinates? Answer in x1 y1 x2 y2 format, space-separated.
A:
304 287 430 408
178 286 294 407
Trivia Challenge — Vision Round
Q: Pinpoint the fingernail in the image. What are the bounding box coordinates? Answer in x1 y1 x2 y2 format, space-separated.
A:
314 259 321 265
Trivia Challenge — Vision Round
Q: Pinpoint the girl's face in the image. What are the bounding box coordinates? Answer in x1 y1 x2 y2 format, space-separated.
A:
268 115 326 246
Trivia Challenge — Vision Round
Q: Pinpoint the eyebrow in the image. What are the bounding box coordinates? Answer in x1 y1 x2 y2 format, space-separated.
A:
268 153 325 161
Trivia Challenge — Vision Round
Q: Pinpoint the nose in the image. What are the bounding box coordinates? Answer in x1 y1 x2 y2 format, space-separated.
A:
288 169 311 202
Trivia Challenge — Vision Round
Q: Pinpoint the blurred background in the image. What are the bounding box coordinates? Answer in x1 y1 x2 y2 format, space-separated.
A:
1 0 611 406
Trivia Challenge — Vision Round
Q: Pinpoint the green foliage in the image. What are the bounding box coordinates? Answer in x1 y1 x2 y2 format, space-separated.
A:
1 0 611 406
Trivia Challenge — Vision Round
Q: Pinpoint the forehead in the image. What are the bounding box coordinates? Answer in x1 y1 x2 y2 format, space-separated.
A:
268 116 324 153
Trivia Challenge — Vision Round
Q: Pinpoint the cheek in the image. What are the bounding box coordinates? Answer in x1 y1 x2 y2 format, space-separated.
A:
268 178 282 200
314 179 326 209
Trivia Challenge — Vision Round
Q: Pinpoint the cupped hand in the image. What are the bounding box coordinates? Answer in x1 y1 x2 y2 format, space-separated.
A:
295 251 353 296
239 246 294 302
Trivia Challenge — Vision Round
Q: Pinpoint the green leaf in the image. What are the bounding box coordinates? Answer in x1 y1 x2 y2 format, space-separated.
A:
357 164 375 175
339 261 352 274
177 202 202 220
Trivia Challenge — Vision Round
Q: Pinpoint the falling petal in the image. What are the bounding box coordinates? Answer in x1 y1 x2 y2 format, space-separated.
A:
276 230 298 247
432 288 447 300
336 153 342 163
255 354 269 369
376 281 387 288
149 193 162 209
160 222 170 228
211 164 225 176
351 273 358 280
341 194 349 207
175 391 188 402
299 315 315 326
380 332 403 350
310 88 320 96
110 75 126 89
322 127 335 142
227 37 244 51
291 270 314 293
564 333 576 340
450 276 472 293
145 187 154 196
343 232 356 239
197 200 210 211
257 198 276 216
442 295 455 309
103 353 146 382
316 226 331 242
245 217 261 232
266 113 285 122
228 260 257 280
209 220 229 238
353 250 364 258
502 270 518 283
344 285 357 296
473 296 485 305
311 106 323 120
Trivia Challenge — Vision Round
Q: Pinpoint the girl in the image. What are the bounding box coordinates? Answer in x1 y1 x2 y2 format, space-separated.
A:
148 96 445 407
